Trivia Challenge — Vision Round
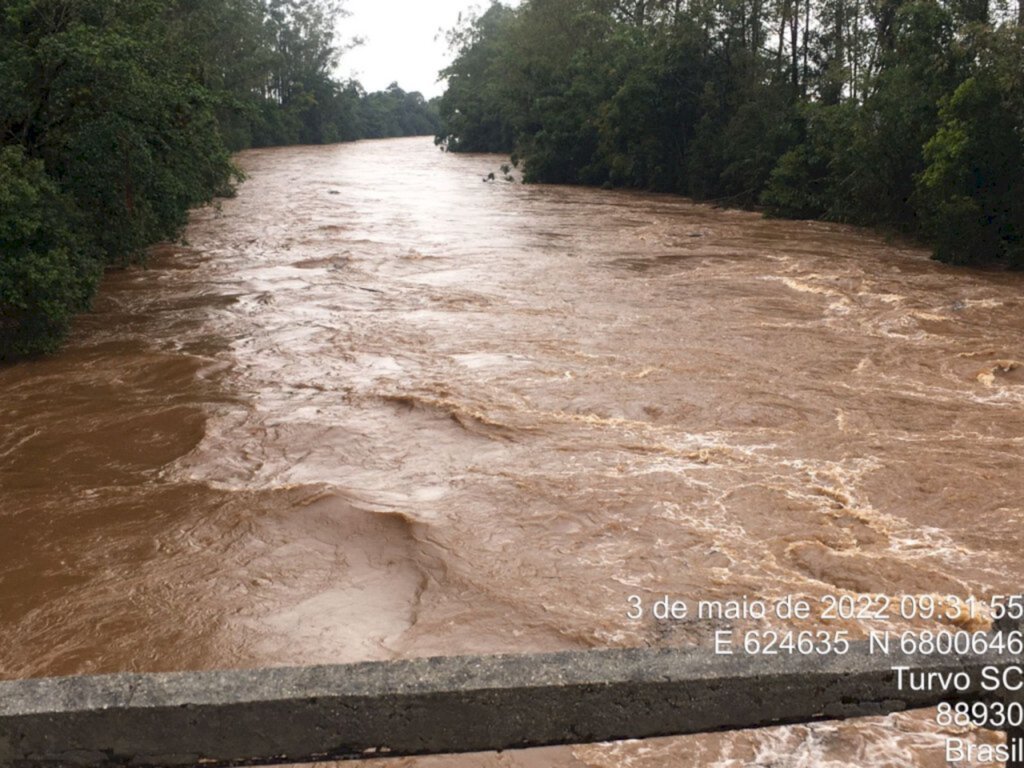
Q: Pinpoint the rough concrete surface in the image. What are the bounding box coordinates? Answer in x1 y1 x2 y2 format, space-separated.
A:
0 644 1019 766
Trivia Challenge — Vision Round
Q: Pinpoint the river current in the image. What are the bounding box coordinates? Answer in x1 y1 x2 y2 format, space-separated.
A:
2 137 1023 766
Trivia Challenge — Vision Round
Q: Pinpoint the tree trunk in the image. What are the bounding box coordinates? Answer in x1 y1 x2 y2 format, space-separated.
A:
777 0 788 71
852 0 860 100
802 0 810 94
790 0 800 89
835 0 846 101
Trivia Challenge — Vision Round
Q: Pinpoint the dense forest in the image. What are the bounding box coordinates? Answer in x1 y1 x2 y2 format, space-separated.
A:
437 0 1023 268
0 0 439 360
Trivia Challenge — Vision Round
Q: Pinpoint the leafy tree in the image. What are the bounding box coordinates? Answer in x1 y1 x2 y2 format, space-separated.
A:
760 101 859 217
915 26 1024 265
437 3 520 152
0 147 98 358
437 0 1023 267
1 0 445 358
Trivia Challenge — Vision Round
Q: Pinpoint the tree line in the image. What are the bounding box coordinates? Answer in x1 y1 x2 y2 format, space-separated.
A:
1 0 440 360
437 0 1022 268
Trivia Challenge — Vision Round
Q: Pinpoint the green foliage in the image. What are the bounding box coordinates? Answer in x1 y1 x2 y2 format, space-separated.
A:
1 0 439 359
914 25 1024 266
837 1 961 225
436 3 520 152
761 102 858 219
438 0 1024 268
0 0 239 358
916 73 1024 265
595 27 704 191
0 147 99 359
359 84 441 140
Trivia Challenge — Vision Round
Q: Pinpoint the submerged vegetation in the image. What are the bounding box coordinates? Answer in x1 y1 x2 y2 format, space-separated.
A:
437 0 1023 268
0 0 439 360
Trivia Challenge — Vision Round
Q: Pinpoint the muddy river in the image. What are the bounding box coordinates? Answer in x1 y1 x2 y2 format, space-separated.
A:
2 137 1023 766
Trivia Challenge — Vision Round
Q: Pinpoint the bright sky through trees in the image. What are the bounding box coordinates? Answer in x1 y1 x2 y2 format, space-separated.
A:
341 0 520 97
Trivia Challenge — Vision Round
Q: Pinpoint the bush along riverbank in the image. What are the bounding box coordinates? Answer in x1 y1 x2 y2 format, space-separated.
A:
1 0 440 360
436 0 1023 269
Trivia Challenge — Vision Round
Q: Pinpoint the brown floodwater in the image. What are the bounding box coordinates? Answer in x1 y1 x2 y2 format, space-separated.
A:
2 137 1023 766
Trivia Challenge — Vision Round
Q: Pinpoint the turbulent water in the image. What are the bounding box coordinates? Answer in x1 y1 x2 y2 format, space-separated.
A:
2 137 1023 766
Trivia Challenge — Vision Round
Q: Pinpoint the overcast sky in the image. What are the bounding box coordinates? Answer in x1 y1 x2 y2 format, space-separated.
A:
339 1 515 99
